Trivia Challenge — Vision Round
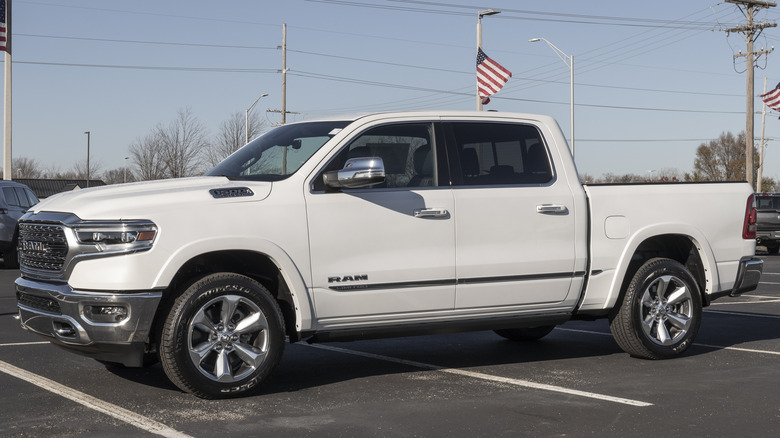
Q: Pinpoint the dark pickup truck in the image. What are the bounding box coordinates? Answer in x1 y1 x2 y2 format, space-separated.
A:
755 193 780 254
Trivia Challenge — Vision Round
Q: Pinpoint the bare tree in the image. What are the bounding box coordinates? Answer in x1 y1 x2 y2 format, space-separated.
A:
158 108 209 178
205 111 265 168
13 157 44 178
70 159 104 182
691 131 758 184
129 108 210 180
129 130 166 181
103 167 136 185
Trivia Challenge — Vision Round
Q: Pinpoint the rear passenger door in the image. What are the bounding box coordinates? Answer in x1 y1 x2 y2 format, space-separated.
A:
444 121 580 310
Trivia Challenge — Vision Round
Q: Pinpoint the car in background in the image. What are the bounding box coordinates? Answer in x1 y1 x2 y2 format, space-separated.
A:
755 192 780 254
0 181 39 268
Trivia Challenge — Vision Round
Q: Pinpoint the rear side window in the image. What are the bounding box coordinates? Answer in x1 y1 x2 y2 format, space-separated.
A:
448 122 553 185
14 187 33 208
2 187 20 207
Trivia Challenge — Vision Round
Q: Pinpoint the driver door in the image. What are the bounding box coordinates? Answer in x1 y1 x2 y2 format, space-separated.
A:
305 122 456 328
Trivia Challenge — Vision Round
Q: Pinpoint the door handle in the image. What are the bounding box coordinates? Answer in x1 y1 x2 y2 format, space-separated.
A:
536 204 568 214
414 208 449 218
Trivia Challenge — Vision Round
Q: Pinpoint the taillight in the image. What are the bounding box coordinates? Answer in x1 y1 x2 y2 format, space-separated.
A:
743 194 757 239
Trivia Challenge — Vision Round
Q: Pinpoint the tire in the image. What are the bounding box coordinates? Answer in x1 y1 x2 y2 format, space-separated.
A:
494 325 556 341
609 258 702 360
767 245 780 255
160 273 285 399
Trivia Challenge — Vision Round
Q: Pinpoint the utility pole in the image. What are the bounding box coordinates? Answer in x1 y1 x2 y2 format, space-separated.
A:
725 0 776 189
268 23 298 126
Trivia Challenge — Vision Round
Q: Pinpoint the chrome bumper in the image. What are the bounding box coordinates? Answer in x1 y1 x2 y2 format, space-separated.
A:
15 277 162 366
731 256 763 296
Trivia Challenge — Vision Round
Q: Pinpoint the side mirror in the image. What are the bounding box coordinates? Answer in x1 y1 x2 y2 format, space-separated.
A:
324 157 386 189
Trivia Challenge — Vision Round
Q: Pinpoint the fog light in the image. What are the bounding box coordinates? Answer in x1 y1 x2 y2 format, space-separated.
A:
84 305 128 323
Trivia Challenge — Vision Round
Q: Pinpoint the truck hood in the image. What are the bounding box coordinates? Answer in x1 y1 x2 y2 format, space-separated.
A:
27 177 273 221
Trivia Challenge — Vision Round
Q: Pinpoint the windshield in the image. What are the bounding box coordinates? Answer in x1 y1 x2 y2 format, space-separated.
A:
206 120 350 181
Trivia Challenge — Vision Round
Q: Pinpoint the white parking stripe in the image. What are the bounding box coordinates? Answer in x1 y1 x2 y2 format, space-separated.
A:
557 328 780 355
704 309 780 319
0 341 49 347
306 343 652 407
0 360 192 438
709 299 780 306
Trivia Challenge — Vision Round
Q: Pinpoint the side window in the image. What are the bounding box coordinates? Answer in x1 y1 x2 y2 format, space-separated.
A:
14 187 32 208
2 187 20 207
317 123 435 190
449 122 553 185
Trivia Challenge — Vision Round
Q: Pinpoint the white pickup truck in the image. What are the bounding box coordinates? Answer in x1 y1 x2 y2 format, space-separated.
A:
15 111 762 398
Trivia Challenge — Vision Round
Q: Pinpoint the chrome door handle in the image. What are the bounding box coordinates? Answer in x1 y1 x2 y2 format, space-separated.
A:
414 208 449 218
536 204 568 214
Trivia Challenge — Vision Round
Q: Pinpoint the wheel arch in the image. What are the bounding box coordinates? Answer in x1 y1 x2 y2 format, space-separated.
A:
150 244 313 347
606 227 717 314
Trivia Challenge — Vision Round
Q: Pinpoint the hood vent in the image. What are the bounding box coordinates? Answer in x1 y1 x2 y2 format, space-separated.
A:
209 187 255 199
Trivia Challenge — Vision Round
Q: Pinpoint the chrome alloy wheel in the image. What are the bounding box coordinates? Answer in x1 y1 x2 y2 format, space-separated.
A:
187 294 270 382
639 274 693 346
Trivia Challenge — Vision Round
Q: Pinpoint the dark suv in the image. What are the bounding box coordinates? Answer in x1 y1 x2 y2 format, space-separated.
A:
755 192 780 254
0 181 39 268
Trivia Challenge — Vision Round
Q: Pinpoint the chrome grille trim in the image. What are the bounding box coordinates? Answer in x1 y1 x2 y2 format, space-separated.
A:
19 223 68 273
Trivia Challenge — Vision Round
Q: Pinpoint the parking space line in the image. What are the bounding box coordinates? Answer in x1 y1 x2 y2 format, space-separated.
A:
0 360 192 438
709 299 780 306
557 328 780 356
0 341 49 347
704 309 780 319
306 343 653 407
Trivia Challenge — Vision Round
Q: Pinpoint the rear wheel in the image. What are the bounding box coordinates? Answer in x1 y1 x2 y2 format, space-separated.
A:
160 273 285 399
610 258 701 359
494 325 555 341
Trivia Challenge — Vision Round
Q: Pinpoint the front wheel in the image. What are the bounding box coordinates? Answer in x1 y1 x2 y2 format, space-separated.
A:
160 273 285 399
610 258 702 360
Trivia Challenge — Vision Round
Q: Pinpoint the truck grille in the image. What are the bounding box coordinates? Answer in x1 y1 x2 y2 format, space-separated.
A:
18 223 69 274
16 291 61 314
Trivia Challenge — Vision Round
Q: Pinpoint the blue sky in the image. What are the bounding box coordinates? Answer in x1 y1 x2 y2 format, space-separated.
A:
2 0 780 180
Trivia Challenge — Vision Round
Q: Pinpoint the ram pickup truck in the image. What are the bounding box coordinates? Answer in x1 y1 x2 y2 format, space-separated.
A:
15 111 763 399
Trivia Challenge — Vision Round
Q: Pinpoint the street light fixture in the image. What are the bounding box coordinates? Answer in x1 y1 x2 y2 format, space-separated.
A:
84 131 90 188
529 37 575 157
477 9 501 111
245 93 269 145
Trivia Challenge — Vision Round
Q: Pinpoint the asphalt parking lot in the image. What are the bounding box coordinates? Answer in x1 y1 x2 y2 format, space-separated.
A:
1 257 779 437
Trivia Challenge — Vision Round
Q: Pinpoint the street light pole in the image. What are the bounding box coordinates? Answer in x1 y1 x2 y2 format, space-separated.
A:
245 93 269 145
529 38 574 158
84 131 90 188
124 156 129 184
477 9 501 111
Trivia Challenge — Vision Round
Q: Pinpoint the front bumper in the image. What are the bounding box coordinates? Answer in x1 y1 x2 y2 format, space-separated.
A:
730 256 763 296
15 276 162 366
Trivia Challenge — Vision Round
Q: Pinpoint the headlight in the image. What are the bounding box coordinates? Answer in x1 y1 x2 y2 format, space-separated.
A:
73 221 157 254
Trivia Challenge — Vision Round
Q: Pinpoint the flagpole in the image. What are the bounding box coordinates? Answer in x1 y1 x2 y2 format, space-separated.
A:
476 9 500 111
2 0 10 180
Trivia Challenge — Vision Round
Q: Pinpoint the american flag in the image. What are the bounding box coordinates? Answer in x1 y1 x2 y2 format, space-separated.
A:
0 0 7 52
761 82 780 113
477 48 511 105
